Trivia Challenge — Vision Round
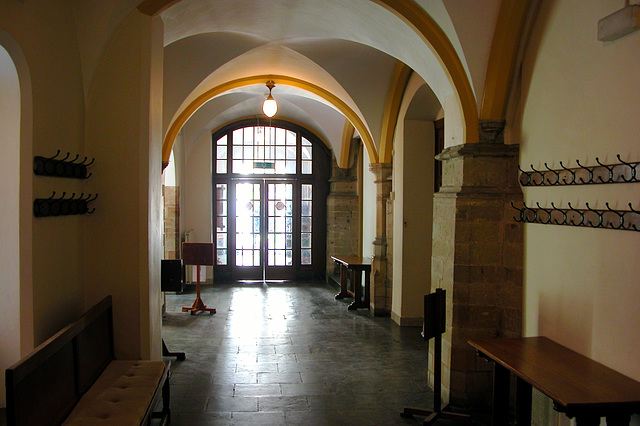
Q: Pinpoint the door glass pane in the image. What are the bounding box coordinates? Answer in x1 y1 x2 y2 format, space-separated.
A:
267 183 293 266
215 184 228 265
301 184 312 264
235 183 261 267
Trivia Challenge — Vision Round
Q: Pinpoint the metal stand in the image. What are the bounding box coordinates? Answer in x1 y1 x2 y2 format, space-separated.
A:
181 243 216 315
401 289 471 425
181 264 216 315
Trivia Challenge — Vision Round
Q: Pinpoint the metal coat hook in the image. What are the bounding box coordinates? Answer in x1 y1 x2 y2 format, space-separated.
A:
33 192 98 217
519 155 639 186
511 201 640 232
34 151 95 179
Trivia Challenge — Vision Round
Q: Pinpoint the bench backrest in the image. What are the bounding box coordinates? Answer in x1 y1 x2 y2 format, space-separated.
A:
5 296 115 426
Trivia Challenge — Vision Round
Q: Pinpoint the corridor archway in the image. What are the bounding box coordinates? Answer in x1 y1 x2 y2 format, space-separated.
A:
0 32 32 406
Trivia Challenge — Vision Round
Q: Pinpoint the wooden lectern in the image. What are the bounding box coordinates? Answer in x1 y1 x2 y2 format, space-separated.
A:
181 242 216 315
401 288 470 424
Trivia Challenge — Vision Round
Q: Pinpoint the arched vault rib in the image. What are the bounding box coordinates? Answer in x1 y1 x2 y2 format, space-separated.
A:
162 75 378 167
369 0 478 145
379 61 412 164
141 0 480 159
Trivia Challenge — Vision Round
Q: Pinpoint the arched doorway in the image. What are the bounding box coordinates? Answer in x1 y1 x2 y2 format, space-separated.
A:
212 119 330 281
0 41 21 407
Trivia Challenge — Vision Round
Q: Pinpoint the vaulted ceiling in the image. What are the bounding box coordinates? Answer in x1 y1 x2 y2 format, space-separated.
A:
158 0 500 164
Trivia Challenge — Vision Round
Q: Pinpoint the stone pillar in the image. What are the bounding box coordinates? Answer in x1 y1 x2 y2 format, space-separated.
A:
326 154 360 277
369 162 393 315
431 120 523 407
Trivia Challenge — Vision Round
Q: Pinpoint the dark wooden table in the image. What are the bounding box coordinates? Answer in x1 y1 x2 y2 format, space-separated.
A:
469 337 640 426
331 255 371 310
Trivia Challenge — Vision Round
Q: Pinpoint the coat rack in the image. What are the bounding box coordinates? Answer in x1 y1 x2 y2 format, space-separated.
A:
34 150 94 179
33 192 98 217
518 155 638 186
511 201 640 231
402 289 470 424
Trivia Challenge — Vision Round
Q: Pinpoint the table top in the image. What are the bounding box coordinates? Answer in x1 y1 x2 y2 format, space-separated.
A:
468 337 640 411
330 256 372 267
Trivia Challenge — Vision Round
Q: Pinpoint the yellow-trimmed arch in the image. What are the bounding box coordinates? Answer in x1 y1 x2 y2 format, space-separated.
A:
379 61 412 164
369 0 478 145
162 75 378 166
162 74 378 164
480 0 531 120
340 119 355 168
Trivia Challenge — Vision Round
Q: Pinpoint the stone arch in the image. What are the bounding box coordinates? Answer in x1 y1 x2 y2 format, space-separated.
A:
162 74 378 167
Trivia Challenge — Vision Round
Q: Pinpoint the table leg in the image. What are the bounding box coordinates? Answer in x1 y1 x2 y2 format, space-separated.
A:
363 266 371 307
349 268 362 310
605 413 631 426
492 363 510 426
515 377 532 425
335 264 350 299
574 415 602 426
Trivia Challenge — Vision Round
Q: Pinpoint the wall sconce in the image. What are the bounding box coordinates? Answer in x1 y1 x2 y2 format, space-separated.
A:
262 79 277 117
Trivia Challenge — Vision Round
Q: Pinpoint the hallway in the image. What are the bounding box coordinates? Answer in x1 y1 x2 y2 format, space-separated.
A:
162 281 475 425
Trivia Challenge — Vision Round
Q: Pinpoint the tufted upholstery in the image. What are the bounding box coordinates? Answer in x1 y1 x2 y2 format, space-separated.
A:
63 360 168 426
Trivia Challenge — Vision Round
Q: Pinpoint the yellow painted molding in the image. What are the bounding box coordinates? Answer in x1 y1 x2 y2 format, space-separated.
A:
162 75 378 165
480 0 531 120
340 120 356 169
379 61 412 164
372 0 478 144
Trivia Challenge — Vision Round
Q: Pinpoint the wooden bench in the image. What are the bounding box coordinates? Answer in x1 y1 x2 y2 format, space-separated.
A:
5 296 171 426
469 336 640 426
331 255 371 310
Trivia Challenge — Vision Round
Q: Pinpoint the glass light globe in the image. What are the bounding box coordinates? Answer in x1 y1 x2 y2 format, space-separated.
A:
262 95 277 117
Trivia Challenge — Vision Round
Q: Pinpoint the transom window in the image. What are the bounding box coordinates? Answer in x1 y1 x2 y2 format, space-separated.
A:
215 126 313 175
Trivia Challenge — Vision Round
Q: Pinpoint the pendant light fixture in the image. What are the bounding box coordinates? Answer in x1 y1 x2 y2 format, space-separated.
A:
262 79 277 118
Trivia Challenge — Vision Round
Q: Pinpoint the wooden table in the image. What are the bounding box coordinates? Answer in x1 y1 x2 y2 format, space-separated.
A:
469 337 640 426
331 256 371 310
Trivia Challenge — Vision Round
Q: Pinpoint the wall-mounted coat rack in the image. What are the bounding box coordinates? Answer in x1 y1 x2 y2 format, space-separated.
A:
34 150 94 179
511 201 640 232
34 192 98 217
518 155 638 186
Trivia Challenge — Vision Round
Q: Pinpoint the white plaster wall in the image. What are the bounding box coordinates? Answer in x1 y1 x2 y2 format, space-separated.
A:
519 4 640 425
391 120 434 324
0 43 21 408
0 1 86 347
182 131 213 244
392 122 405 319
181 130 214 282
401 120 434 320
361 147 376 258
84 10 163 360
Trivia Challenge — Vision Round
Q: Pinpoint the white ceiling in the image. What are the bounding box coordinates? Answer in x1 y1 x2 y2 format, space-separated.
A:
161 0 457 161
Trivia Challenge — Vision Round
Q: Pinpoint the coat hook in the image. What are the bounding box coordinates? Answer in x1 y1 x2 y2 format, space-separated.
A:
544 163 559 185
510 201 524 222
616 154 637 182
595 157 613 183
566 202 583 226
575 159 592 184
559 161 576 185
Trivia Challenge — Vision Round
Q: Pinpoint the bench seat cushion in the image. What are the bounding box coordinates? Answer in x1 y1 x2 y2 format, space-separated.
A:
63 360 168 426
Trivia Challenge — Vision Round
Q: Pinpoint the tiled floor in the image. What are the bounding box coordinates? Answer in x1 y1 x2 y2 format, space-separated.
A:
161 280 478 425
